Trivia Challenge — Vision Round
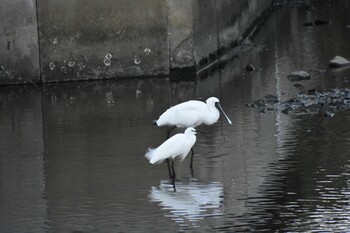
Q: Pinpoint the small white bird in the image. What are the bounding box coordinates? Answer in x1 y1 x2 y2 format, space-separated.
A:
156 97 232 137
145 127 197 179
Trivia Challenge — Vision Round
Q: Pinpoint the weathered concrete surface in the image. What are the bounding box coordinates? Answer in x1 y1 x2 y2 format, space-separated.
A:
193 0 273 72
192 0 219 70
0 0 274 84
216 1 272 49
167 0 194 70
0 0 40 85
37 0 169 82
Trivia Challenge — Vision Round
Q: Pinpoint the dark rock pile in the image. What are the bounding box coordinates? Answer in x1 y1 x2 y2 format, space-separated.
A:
247 88 350 118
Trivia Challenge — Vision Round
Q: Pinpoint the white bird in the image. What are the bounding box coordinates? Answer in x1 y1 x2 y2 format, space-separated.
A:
145 127 197 179
156 97 232 138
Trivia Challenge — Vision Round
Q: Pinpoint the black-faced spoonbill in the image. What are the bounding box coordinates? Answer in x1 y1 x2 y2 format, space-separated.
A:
156 97 232 138
145 127 197 186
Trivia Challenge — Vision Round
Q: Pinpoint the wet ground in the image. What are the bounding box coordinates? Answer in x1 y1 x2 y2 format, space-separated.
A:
1 1 350 232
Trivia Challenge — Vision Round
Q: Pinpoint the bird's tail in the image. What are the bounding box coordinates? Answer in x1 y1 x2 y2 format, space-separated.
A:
145 148 156 164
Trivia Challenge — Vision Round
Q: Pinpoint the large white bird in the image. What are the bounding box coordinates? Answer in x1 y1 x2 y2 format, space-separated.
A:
156 97 232 138
145 127 197 179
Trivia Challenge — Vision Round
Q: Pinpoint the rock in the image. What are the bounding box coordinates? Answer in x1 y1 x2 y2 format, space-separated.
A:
287 71 311 81
303 20 329 27
324 111 335 118
281 107 292 114
253 99 266 107
329 56 350 68
303 21 314 27
294 83 304 88
264 94 278 104
245 64 256 72
314 19 329 25
308 89 316 95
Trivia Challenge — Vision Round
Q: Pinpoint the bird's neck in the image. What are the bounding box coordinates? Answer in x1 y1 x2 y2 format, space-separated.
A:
204 107 220 125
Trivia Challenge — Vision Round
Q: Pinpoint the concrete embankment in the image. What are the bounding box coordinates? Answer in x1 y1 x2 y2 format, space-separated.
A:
0 0 273 85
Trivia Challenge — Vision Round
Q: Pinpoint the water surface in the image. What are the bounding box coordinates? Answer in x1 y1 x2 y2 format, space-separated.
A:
1 1 350 232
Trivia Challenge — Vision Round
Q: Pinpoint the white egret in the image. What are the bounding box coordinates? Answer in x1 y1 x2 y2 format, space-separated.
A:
156 97 232 138
145 127 197 180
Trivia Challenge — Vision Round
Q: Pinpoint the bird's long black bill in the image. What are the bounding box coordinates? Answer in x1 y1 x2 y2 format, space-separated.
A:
216 103 232 124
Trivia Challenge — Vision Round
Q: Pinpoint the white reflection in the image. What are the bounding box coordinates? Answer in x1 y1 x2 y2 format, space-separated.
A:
149 179 223 226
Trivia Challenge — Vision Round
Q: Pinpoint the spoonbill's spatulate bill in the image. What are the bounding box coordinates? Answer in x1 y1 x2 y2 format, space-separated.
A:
145 127 197 165
156 97 232 129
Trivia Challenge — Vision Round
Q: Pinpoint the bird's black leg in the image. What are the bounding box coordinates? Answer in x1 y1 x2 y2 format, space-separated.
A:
190 148 195 176
171 176 176 192
171 160 176 179
166 158 173 179
167 126 177 139
171 160 176 192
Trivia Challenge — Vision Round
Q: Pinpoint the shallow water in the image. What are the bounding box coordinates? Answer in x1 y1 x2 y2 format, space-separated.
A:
1 1 350 232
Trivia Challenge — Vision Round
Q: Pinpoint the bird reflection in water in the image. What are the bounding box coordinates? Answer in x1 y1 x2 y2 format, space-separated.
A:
149 179 224 228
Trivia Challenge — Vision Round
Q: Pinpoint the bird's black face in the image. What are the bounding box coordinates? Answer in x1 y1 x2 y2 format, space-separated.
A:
215 102 221 110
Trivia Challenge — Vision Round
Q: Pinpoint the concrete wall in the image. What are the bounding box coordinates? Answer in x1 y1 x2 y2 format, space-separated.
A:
167 0 273 72
167 0 194 70
0 0 40 84
193 0 273 71
37 0 169 82
0 0 273 85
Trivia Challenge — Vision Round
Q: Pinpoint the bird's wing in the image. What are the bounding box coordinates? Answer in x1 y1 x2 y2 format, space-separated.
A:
148 134 186 163
174 110 202 127
157 100 206 127
179 135 196 161
168 100 205 112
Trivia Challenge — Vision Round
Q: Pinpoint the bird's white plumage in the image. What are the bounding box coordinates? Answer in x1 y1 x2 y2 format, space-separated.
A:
145 127 197 164
156 97 231 128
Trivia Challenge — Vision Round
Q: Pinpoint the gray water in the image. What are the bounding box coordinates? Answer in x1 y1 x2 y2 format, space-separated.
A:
1 1 350 232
